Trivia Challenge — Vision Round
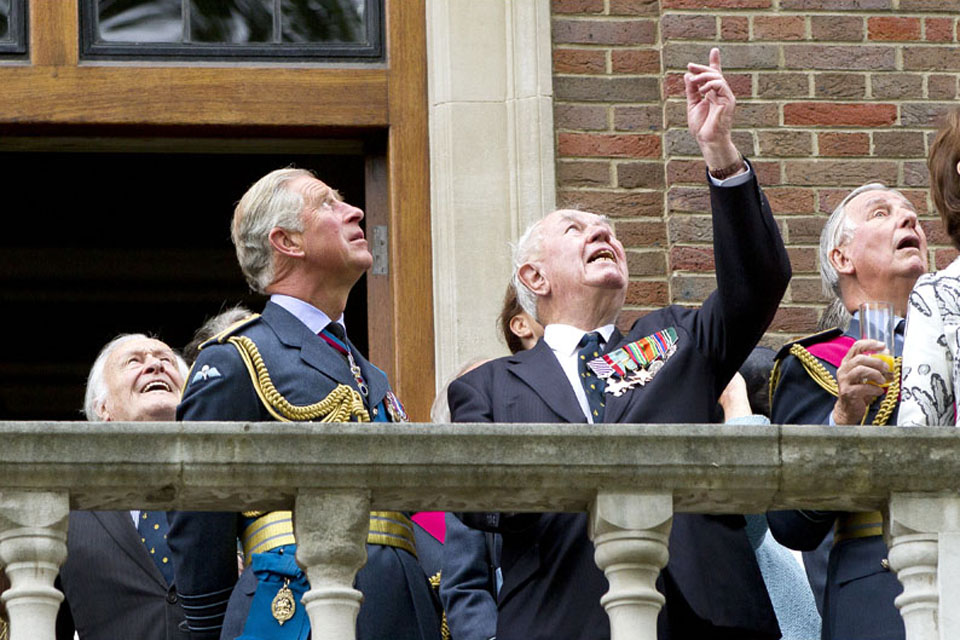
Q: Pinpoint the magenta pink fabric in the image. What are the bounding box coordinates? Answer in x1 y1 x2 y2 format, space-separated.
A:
412 511 445 543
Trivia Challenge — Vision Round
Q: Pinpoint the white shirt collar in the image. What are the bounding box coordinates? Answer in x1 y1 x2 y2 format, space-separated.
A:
270 293 345 336
544 323 616 356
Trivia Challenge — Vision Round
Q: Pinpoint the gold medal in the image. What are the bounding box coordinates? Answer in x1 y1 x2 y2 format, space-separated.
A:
271 578 296 626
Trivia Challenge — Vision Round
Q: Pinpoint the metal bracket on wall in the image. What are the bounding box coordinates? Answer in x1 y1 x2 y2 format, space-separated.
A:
371 225 388 275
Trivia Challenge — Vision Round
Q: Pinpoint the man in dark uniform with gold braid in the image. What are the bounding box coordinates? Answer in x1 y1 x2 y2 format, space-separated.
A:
167 168 442 640
767 182 928 640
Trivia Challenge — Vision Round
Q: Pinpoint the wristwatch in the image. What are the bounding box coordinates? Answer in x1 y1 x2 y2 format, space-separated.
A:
708 153 746 180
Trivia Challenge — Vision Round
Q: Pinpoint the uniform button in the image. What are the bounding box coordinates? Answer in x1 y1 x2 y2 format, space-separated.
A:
166 590 178 604
880 558 891 571
372 408 378 417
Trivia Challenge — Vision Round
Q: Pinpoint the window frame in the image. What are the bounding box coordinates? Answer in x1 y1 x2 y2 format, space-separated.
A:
0 0 27 55
79 0 383 62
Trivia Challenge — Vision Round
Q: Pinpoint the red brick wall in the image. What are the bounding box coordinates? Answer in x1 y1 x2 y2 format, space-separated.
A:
551 0 960 346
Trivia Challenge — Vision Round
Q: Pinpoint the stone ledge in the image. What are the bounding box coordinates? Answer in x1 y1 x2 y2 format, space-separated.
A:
0 422 957 513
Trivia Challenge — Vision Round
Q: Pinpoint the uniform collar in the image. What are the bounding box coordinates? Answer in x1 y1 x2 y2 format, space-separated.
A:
269 294 346 337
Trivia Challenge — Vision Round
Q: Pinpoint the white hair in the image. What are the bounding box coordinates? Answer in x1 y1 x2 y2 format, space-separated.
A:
511 209 612 322
232 168 313 293
511 222 544 321
83 334 188 421
819 182 905 298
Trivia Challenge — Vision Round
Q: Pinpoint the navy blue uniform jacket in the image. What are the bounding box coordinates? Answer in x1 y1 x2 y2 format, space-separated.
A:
168 302 441 640
767 325 904 640
448 172 790 640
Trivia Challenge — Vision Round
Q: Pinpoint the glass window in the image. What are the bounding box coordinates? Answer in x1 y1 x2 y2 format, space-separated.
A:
0 0 27 55
83 0 381 60
0 0 9 42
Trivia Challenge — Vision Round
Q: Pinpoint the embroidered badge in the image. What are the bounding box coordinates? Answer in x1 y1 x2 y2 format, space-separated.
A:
384 391 408 422
191 364 222 384
271 578 296 626
587 328 679 396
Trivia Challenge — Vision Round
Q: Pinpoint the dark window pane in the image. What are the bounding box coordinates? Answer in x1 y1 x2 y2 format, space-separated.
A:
281 0 365 44
98 0 183 43
0 0 10 42
81 0 382 59
190 0 273 44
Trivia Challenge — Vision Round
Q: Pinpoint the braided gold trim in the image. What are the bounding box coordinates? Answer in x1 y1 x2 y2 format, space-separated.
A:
0 615 7 640
441 611 450 640
785 345 900 427
768 357 782 409
871 357 901 426
428 571 450 640
227 335 369 423
789 344 839 397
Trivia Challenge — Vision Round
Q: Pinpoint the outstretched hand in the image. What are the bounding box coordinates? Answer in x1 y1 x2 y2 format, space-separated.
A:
684 48 740 170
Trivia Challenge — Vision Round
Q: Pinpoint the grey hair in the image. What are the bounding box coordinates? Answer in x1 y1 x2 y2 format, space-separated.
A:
182 305 254 366
232 168 314 293
83 334 188 421
819 182 903 298
511 209 612 322
511 221 544 321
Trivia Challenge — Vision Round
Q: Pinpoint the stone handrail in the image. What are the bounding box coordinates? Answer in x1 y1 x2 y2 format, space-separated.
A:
1 421 958 639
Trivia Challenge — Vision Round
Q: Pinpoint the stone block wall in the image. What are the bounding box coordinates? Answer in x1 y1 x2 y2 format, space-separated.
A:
551 0 960 345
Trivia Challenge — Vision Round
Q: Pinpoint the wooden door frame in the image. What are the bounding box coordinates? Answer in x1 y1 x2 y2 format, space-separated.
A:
0 0 434 419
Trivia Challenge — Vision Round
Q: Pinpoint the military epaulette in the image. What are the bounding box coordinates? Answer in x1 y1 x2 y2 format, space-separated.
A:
197 313 262 352
769 326 901 426
773 327 844 362
769 327 845 402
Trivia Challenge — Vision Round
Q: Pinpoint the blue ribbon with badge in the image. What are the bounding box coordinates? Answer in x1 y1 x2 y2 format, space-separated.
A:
237 547 310 640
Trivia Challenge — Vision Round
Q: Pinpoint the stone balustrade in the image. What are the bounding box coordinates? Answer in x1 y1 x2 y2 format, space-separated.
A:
1 421 959 640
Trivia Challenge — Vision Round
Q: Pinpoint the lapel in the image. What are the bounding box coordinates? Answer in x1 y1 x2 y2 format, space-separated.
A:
91 511 167 587
262 301 357 388
508 340 587 424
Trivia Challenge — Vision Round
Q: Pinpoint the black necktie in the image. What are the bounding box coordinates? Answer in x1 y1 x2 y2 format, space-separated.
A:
138 511 175 585
578 332 605 422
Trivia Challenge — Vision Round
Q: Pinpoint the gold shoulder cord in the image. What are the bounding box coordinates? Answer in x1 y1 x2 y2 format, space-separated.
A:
779 345 900 427
0 615 7 640
227 336 370 423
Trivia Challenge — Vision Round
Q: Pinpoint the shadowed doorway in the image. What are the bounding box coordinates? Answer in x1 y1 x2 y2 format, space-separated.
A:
0 141 368 420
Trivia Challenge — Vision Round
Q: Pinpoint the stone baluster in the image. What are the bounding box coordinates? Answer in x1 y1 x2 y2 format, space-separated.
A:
294 490 370 640
887 494 960 640
0 491 69 640
589 492 673 640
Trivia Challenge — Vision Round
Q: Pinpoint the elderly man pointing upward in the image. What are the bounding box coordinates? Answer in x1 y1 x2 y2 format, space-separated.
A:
448 48 791 640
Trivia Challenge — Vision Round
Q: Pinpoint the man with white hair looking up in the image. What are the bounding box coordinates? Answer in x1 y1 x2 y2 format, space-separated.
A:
448 48 791 640
767 182 927 640
54 334 190 640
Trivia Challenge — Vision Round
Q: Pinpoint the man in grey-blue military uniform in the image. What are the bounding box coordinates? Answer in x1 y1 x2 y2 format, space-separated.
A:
167 168 441 640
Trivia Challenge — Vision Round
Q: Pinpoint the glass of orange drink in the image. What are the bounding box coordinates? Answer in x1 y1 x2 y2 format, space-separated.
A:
859 301 895 387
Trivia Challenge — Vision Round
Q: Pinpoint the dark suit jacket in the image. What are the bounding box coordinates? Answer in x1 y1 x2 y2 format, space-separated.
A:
169 301 440 640
440 513 499 640
448 172 790 640
767 324 904 640
56 511 187 640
